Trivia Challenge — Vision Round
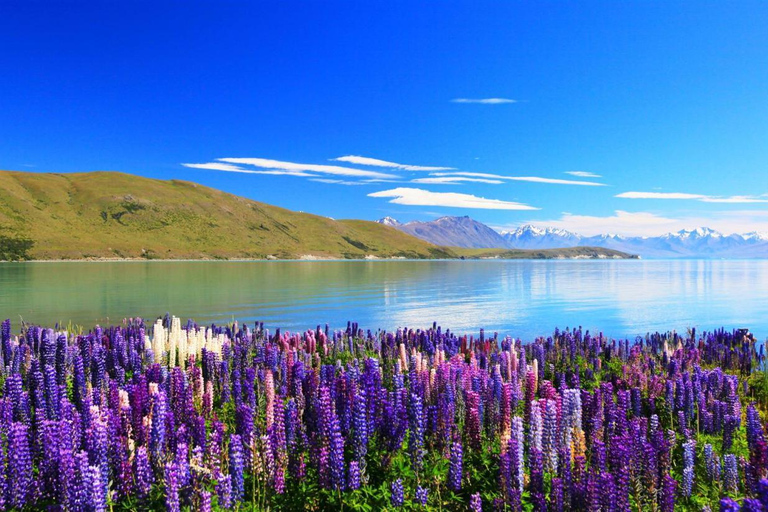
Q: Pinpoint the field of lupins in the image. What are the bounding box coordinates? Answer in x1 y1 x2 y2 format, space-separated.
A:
0 317 767 511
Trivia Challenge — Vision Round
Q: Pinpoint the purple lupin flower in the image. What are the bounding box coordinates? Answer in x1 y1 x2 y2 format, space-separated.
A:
470 492 482 512
408 391 425 472
758 478 768 509
550 477 564 512
660 474 676 512
720 497 741 512
448 439 463 491
8 422 32 509
150 390 168 466
347 460 361 490
415 485 429 506
229 434 245 503
198 490 212 512
724 453 739 493
87 463 108 512
164 461 181 512
390 479 404 507
742 499 763 512
682 439 696 497
134 445 154 500
600 472 615 512
216 474 233 510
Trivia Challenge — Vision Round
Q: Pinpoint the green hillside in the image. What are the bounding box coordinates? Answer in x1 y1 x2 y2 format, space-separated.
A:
0 171 456 260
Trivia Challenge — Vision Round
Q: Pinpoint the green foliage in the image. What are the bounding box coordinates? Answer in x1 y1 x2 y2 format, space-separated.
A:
0 232 34 261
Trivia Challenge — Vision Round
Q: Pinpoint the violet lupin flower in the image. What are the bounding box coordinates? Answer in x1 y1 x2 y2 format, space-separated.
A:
470 492 482 512
550 477 564 512
8 421 32 509
758 478 768 509
150 390 168 465
658 474 675 512
216 474 233 510
352 386 368 464
198 490 212 512
164 461 181 512
390 479 404 507
682 439 696 497
408 391 425 472
347 460 361 490
133 445 154 500
448 439 463 491
720 497 741 512
724 453 739 493
742 499 763 512
229 434 246 503
415 485 429 506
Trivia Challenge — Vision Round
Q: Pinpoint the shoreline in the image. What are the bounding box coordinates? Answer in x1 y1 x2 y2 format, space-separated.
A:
2 255 640 263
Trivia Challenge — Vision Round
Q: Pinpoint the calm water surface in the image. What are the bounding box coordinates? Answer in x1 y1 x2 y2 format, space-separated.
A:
0 260 766 340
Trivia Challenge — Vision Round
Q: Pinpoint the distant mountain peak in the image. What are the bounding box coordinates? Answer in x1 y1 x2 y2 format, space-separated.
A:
376 216 401 227
664 227 723 239
743 231 768 241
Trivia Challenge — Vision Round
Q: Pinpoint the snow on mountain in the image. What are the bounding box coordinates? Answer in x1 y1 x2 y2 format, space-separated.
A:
376 216 402 227
378 216 768 258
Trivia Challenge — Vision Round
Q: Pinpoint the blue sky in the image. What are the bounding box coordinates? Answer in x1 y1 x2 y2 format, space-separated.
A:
1 1 767 236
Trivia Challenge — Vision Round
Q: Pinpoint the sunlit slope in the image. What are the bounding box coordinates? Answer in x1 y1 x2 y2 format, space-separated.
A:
0 171 455 260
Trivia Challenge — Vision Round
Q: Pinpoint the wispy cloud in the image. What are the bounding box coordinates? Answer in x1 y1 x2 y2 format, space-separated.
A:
332 155 454 171
565 171 602 178
617 191 768 203
218 157 398 179
509 176 606 186
519 210 768 237
451 98 517 104
182 162 250 172
182 162 316 177
368 187 539 210
411 177 504 185
309 178 369 186
430 171 510 179
429 172 606 186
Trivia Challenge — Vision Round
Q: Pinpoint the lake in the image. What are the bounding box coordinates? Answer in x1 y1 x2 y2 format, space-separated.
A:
0 259 766 340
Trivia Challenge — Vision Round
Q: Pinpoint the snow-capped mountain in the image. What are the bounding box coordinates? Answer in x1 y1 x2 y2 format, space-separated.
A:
501 225 582 249
378 217 768 257
376 216 402 227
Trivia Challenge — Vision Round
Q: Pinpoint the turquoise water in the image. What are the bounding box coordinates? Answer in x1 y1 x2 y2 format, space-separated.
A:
0 260 766 340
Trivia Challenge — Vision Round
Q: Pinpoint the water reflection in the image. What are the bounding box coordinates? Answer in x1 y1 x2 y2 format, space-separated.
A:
0 260 766 340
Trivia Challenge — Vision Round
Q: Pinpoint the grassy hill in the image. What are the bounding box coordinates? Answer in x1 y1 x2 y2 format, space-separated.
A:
0 171 456 260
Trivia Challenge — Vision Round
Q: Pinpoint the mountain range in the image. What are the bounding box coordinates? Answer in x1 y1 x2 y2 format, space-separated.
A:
377 216 768 258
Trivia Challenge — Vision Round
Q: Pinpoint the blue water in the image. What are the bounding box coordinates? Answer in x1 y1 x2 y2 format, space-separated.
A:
0 259 766 341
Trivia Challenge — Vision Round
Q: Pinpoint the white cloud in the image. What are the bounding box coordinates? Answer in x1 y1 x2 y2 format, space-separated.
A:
182 163 317 177
700 196 768 204
566 171 602 178
430 172 606 186
617 191 768 203
411 177 504 185
182 162 250 172
368 187 539 210
451 98 517 104
509 176 606 186
218 157 399 179
517 210 768 237
430 171 510 179
332 155 454 171
310 178 369 186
